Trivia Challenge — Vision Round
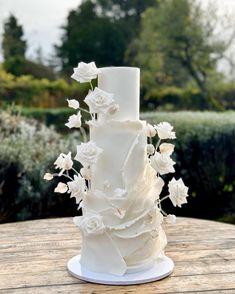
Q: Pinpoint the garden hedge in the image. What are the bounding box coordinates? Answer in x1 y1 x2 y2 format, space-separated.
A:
141 111 235 223
0 111 234 223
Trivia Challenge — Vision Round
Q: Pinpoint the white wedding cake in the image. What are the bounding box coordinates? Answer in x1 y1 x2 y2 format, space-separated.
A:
44 62 189 280
75 67 166 276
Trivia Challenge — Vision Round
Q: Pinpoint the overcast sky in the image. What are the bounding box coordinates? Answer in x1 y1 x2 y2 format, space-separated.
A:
0 0 235 73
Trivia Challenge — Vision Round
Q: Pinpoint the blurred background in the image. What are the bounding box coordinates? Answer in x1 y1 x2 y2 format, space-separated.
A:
0 0 234 224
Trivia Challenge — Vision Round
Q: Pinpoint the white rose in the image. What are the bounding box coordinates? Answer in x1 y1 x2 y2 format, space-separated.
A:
154 122 176 139
147 144 155 155
67 99 80 109
159 143 175 156
146 123 157 137
114 208 126 219
75 141 103 166
150 152 175 175
65 112 82 129
108 103 119 116
54 182 68 193
80 166 92 180
165 214 177 224
79 214 105 236
84 87 114 114
168 178 189 207
43 173 53 181
54 152 73 175
67 175 86 204
71 61 100 83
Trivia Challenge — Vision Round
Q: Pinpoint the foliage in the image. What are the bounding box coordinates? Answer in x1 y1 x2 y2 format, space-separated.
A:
2 14 26 61
55 0 157 74
129 0 235 108
142 111 235 223
142 85 225 111
0 67 89 108
1 111 234 223
0 111 81 223
2 14 56 79
3 57 56 80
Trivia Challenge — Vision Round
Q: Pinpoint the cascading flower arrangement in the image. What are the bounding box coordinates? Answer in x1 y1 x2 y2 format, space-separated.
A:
44 61 189 225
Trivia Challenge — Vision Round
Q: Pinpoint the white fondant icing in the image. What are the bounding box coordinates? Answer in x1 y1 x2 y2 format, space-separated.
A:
74 67 168 276
98 67 140 121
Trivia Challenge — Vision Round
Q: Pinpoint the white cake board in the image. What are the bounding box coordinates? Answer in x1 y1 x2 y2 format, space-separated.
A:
67 255 174 285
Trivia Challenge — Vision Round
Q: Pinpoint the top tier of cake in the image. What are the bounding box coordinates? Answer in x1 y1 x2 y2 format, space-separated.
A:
98 67 140 121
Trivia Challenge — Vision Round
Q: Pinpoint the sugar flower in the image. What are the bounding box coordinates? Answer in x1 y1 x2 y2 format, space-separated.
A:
108 103 119 116
150 152 175 175
71 61 100 83
147 144 155 155
74 214 105 236
114 208 126 219
43 173 53 181
159 143 175 156
67 99 80 109
84 87 114 114
146 123 157 137
165 214 177 224
54 182 68 193
80 166 92 180
54 152 73 175
168 178 189 207
154 122 176 140
65 112 82 129
75 141 103 166
67 175 86 204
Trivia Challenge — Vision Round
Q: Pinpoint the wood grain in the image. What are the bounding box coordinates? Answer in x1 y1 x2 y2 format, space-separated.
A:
0 217 234 293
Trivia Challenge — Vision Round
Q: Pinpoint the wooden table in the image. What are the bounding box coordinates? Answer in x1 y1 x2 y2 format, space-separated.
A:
0 217 235 293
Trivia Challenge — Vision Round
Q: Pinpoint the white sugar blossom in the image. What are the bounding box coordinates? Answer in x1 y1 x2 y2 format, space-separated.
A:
67 175 86 204
154 122 176 140
74 214 105 236
147 144 155 155
54 152 73 175
168 178 189 207
80 166 92 180
159 143 175 156
84 87 114 114
114 208 126 219
71 61 100 83
75 141 103 167
54 182 68 193
67 99 80 109
146 123 157 137
43 173 53 181
165 214 177 224
65 112 82 129
150 152 175 175
108 103 119 116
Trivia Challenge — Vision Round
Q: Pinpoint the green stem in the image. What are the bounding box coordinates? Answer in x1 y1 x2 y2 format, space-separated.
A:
89 81 94 91
156 139 161 150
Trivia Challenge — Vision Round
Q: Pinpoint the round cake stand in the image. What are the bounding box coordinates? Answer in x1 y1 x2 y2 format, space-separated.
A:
67 255 174 285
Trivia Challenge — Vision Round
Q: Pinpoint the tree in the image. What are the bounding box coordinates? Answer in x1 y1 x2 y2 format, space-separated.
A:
55 0 157 75
2 14 26 61
129 0 235 108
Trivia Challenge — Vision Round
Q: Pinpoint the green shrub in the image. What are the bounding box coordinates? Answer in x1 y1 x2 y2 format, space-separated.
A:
0 111 82 223
141 111 235 223
1 110 234 224
142 85 235 111
12 107 91 133
0 67 89 108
